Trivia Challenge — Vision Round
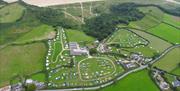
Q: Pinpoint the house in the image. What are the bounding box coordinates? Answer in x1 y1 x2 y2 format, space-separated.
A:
69 42 89 55
172 80 180 87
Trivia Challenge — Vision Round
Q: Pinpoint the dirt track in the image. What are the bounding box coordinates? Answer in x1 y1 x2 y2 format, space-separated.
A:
23 0 103 7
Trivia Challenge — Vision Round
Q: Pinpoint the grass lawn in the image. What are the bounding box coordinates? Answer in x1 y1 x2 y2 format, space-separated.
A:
130 29 172 52
66 29 95 42
14 25 56 44
31 73 46 82
106 29 147 47
148 23 180 44
79 57 115 80
0 42 47 87
0 3 25 23
153 47 180 72
100 69 159 91
163 14 180 27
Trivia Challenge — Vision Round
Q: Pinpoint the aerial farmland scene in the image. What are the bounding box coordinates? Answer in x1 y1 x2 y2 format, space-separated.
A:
0 0 179 91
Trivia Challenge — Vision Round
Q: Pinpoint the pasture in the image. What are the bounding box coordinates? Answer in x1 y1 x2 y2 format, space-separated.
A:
129 6 163 30
163 14 180 27
130 29 172 52
14 25 56 44
65 29 95 42
106 29 148 47
100 70 159 91
0 3 25 23
153 47 180 72
0 42 47 87
148 23 180 44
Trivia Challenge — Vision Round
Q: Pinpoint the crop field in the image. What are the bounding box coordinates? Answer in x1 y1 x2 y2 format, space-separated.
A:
106 29 148 47
0 3 25 23
65 29 95 42
0 42 46 87
14 25 56 44
100 70 159 91
130 29 172 52
153 47 180 73
147 23 180 44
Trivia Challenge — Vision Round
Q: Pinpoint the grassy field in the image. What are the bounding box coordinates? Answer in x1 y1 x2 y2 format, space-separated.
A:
106 29 148 47
129 7 163 30
66 29 95 42
79 57 116 80
147 23 180 44
171 67 180 75
14 25 56 44
0 3 25 23
100 69 159 91
0 42 47 87
163 14 180 27
130 29 172 52
153 47 180 72
123 46 157 57
31 73 46 82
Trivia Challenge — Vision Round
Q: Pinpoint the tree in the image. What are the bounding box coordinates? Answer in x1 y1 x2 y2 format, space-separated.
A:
89 48 98 55
26 84 36 91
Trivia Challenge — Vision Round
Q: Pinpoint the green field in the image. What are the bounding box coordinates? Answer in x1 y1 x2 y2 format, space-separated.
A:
171 67 180 75
66 29 95 42
148 23 180 44
129 7 163 30
123 46 157 57
79 57 116 80
130 29 172 52
153 47 180 73
31 73 46 82
14 25 55 44
106 29 148 47
163 14 180 27
0 42 47 87
0 3 25 23
100 70 159 91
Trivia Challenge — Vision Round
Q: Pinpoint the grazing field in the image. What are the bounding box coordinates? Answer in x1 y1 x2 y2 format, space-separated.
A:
0 42 47 87
148 23 180 44
153 47 180 72
0 3 25 23
100 70 159 91
66 29 95 42
163 14 180 27
106 29 148 47
129 7 163 30
130 29 172 52
14 25 56 44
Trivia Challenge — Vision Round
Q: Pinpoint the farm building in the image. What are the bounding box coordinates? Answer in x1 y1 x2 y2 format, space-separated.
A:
69 42 89 55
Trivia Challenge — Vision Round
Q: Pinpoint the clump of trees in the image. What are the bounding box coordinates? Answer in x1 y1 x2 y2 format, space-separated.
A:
31 8 78 29
83 3 145 41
